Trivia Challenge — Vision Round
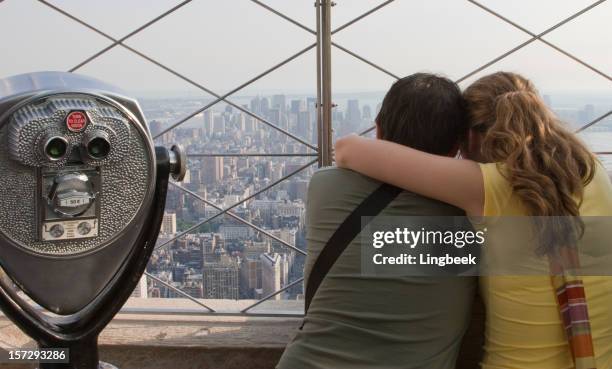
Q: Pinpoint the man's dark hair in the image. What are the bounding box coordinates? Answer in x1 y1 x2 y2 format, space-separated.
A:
375 73 468 156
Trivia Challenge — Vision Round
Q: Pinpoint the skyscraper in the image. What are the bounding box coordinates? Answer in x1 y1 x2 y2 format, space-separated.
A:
272 94 287 115
245 115 256 133
203 109 214 136
202 157 224 185
213 114 225 135
306 97 317 113
239 257 262 299
161 212 177 235
234 113 246 131
250 96 261 115
260 253 289 301
269 108 281 125
290 99 306 114
130 275 148 298
202 260 239 299
148 120 164 137
260 97 270 117
346 99 361 124
297 111 311 140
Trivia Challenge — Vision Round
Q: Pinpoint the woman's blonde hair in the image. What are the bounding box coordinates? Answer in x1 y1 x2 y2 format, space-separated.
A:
463 72 596 255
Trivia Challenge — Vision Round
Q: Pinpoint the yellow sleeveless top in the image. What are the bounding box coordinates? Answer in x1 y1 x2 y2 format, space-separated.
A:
479 162 612 369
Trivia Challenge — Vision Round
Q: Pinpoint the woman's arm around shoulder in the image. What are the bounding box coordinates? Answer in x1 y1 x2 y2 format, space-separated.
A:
335 134 484 216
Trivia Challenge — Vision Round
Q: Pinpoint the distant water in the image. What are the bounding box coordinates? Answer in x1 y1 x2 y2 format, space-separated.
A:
579 131 612 170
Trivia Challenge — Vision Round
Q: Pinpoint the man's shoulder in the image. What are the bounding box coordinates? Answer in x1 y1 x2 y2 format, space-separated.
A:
308 167 463 215
308 167 385 206
309 167 380 193
311 166 379 182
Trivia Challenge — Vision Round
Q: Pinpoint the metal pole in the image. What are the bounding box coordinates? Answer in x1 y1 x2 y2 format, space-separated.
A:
315 1 323 167
320 0 333 166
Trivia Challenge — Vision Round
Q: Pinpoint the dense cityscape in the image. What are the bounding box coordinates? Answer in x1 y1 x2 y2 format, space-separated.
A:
136 92 612 303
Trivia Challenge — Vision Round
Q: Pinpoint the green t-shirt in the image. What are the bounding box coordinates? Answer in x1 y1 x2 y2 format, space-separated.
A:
277 168 477 369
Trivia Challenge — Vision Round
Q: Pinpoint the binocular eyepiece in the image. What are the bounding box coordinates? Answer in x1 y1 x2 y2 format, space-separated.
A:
42 135 70 161
40 130 113 163
83 130 112 160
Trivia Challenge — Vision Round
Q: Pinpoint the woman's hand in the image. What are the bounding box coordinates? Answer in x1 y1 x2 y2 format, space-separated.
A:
334 133 361 168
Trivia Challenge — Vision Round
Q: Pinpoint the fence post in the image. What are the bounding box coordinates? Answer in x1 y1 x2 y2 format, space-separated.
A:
316 0 334 167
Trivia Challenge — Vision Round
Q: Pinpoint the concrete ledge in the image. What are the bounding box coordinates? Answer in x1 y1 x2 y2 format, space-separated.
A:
0 298 302 369
0 296 485 369
99 346 284 369
0 347 286 369
0 316 299 369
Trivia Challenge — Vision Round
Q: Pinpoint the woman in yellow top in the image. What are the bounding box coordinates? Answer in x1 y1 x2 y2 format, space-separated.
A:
335 71 612 369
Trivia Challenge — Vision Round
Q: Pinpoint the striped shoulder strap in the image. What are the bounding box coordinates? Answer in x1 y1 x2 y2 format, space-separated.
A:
549 246 597 369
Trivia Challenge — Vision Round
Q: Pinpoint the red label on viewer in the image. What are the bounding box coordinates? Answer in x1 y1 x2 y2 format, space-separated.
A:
66 111 88 132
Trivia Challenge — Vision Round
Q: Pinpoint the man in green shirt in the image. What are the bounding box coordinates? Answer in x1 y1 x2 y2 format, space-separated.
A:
277 73 477 369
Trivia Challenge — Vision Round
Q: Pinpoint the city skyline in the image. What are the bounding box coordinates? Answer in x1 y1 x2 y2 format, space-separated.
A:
141 91 612 302
143 93 318 302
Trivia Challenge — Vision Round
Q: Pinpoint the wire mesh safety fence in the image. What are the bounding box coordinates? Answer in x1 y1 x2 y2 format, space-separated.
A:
1 0 610 316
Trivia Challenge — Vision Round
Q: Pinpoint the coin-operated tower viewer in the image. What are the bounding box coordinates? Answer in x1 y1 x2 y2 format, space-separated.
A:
0 72 187 369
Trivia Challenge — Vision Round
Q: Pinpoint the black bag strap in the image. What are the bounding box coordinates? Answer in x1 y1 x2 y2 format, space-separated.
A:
301 183 402 328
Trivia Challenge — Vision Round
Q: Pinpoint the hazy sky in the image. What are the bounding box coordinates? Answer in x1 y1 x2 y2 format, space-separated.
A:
0 0 610 97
